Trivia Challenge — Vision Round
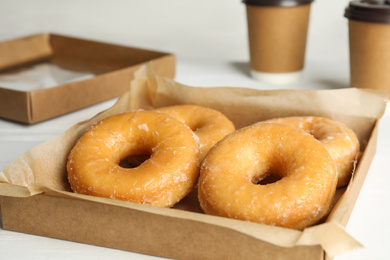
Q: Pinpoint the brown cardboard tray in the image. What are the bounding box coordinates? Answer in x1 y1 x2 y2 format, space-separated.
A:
0 66 388 260
0 33 175 124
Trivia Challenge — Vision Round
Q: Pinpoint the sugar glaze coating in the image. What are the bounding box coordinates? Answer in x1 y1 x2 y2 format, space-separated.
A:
67 110 200 207
198 123 338 230
264 116 360 187
155 105 235 161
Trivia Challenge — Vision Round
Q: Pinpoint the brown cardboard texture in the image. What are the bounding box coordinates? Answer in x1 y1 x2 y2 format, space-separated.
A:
246 4 311 73
0 33 175 124
0 65 388 260
348 20 390 97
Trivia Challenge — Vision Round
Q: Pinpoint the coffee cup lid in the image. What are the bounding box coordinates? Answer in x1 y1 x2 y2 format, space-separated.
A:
345 1 390 24
242 0 314 7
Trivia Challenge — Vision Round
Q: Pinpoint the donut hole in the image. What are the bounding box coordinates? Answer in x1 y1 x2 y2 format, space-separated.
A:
308 127 329 142
119 154 151 168
252 173 282 185
189 121 205 132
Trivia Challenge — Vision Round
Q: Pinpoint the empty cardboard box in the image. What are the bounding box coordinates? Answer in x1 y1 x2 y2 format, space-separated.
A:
0 33 175 124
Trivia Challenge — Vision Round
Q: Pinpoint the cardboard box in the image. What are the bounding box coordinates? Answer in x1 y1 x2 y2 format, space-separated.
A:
0 66 388 260
0 33 175 124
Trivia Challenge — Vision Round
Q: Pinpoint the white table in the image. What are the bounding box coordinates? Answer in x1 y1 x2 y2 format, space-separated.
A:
0 60 389 260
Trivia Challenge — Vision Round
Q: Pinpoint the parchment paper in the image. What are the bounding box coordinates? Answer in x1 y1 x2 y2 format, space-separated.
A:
0 64 388 257
0 62 95 91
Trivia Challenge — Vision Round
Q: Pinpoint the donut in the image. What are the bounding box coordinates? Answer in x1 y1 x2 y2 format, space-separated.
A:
67 110 200 207
198 123 337 230
264 116 360 188
155 105 235 160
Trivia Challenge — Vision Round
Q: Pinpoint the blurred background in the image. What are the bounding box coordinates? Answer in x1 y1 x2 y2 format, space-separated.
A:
0 0 351 63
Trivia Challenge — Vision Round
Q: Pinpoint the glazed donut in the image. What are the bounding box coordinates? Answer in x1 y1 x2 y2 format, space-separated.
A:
155 105 235 160
264 116 360 188
67 110 200 207
198 123 337 230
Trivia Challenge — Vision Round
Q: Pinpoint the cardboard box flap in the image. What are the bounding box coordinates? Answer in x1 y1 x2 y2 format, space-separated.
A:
49 34 171 72
0 88 32 122
0 182 359 258
0 33 171 73
0 34 52 71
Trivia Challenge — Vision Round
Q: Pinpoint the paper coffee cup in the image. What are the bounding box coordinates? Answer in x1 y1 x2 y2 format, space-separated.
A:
243 0 314 85
345 0 390 97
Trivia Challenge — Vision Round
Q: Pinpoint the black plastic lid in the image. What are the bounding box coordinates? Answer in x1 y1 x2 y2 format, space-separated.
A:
242 0 314 7
345 1 390 24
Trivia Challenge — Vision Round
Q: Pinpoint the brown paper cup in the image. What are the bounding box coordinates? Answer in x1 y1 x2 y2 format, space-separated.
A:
345 1 390 97
244 1 312 84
